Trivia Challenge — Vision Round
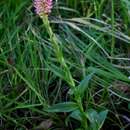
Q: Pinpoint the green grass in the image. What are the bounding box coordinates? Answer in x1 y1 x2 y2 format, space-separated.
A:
0 0 130 129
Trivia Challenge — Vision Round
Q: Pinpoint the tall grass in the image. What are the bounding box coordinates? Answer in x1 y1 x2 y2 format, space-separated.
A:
0 0 130 129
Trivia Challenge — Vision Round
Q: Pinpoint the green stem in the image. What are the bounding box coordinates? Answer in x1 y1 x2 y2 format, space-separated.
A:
42 15 88 129
42 15 75 88
111 0 115 58
76 95 88 129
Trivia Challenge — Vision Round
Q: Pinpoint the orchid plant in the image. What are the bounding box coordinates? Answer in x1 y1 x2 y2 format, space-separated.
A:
33 0 108 129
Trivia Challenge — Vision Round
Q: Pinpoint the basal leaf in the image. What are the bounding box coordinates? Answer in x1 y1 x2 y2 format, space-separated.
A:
46 102 78 113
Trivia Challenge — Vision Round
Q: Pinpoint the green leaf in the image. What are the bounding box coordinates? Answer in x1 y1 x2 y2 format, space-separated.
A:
86 109 99 123
86 109 108 130
88 66 130 82
68 72 94 97
16 103 42 109
48 64 66 80
98 110 108 129
122 0 130 10
77 72 94 96
48 63 74 86
69 109 82 121
46 102 78 113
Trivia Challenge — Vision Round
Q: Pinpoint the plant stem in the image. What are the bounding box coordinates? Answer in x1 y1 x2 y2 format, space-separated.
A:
42 15 88 129
42 15 75 88
77 96 88 129
111 0 115 58
43 16 87 129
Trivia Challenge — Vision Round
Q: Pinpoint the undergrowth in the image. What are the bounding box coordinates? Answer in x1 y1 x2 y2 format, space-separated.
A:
0 0 130 129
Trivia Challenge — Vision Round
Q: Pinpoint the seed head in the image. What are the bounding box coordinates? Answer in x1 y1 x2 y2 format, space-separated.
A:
34 0 53 16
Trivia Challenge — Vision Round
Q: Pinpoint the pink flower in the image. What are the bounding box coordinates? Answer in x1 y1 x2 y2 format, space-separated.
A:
34 0 53 15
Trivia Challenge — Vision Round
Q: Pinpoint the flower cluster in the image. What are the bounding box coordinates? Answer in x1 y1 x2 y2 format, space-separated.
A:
34 0 53 16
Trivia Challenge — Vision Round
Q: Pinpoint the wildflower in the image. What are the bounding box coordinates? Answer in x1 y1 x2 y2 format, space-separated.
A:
34 0 53 16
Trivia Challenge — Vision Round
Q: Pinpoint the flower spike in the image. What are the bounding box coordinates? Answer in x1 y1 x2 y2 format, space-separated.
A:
34 0 53 16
